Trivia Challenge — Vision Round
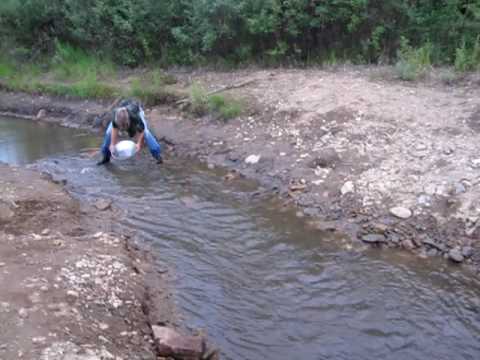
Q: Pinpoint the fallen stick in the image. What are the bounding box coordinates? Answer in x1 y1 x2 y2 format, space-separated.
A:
175 78 257 105
0 111 36 120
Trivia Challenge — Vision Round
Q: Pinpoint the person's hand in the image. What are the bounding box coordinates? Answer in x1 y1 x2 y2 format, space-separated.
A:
135 142 142 154
109 144 115 155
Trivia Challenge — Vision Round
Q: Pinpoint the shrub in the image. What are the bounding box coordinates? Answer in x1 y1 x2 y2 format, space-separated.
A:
395 37 432 81
455 37 480 72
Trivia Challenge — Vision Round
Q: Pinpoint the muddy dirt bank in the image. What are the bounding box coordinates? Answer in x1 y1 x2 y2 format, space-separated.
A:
1 66 479 272
0 162 203 359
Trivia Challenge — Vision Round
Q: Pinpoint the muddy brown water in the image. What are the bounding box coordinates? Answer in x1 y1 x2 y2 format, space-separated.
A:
2 116 480 360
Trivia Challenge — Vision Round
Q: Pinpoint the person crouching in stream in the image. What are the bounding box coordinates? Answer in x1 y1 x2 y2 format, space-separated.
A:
97 99 163 165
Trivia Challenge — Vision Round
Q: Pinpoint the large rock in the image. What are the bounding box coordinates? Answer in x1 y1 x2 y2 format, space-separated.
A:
94 198 112 211
152 326 204 360
448 248 464 263
389 207 412 219
361 234 387 244
340 181 354 195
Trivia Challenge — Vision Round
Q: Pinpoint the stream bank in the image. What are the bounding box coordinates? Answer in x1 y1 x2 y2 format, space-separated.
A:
0 163 173 359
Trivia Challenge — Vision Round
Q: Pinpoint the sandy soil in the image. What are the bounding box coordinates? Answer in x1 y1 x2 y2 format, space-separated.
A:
0 163 174 359
1 65 479 271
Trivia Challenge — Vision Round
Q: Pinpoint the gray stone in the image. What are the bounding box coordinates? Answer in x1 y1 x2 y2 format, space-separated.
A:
454 182 466 194
308 148 340 169
18 308 28 318
36 109 47 119
152 326 204 360
51 173 67 185
390 207 412 219
361 234 387 244
461 246 474 258
422 238 446 252
426 248 438 257
307 220 337 232
340 181 355 195
0 201 14 221
402 239 415 250
94 199 112 211
448 249 464 263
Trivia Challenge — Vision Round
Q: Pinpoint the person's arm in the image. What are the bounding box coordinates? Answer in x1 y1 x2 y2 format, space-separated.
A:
109 127 119 154
136 131 145 153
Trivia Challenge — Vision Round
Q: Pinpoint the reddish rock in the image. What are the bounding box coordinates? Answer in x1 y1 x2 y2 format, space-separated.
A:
152 326 204 360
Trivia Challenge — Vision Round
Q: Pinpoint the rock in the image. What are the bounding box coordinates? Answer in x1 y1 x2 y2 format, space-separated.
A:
36 109 47 119
94 198 112 211
448 248 464 263
417 194 431 206
0 201 14 221
245 154 261 164
371 223 389 234
361 234 387 244
340 181 355 195
454 182 466 194
390 207 412 219
307 148 340 168
66 290 79 300
18 308 28 318
427 248 438 257
443 146 454 155
152 326 204 360
422 238 446 252
306 220 337 232
41 228 50 236
471 158 480 168
32 336 46 344
461 246 473 258
401 239 415 250
207 163 215 170
51 173 67 185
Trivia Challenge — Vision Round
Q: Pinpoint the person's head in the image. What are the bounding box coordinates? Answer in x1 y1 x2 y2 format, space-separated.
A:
115 107 130 130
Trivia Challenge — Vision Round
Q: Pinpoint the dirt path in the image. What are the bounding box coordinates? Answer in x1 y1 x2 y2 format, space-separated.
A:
0 164 174 359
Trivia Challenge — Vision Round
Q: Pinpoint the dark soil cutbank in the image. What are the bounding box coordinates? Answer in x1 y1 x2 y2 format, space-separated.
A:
1 66 479 273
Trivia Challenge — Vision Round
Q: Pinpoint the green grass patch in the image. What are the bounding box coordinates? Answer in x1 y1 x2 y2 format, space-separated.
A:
128 69 180 106
395 37 433 81
188 83 243 120
52 42 116 81
208 94 242 120
454 37 480 72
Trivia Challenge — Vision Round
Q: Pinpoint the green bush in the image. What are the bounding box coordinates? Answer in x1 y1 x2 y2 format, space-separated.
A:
1 1 479 66
189 83 209 116
395 37 433 80
208 94 242 120
455 37 480 72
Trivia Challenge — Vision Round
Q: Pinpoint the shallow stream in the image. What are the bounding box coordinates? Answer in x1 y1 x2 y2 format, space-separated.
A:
1 116 480 360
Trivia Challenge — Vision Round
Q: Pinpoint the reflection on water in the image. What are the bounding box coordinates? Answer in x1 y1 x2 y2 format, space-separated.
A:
2 117 480 360
0 117 98 165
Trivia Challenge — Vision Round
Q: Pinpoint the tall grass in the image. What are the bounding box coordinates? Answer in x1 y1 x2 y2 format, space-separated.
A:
188 83 243 120
52 42 116 81
395 37 433 81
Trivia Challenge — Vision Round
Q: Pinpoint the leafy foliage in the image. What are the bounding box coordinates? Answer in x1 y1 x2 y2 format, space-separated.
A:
0 0 479 67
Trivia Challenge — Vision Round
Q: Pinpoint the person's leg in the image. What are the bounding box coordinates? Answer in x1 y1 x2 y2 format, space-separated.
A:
144 129 162 162
97 122 113 165
139 109 163 163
